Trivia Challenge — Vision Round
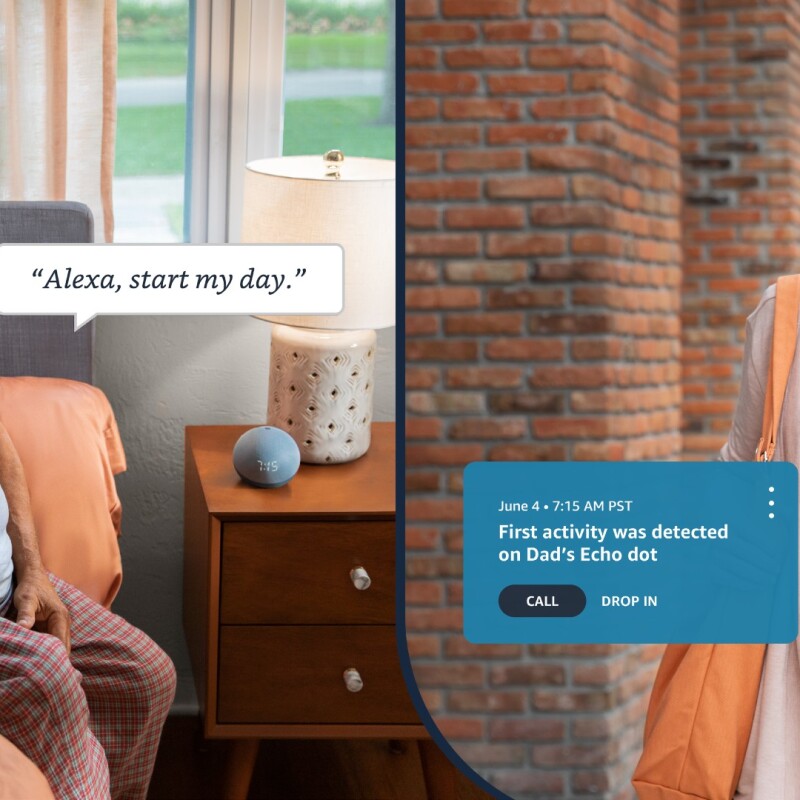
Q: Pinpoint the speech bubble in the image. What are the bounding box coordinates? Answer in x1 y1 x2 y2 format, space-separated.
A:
0 243 343 329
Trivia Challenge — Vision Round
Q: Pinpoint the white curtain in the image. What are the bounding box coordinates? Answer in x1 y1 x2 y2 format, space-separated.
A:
0 0 117 242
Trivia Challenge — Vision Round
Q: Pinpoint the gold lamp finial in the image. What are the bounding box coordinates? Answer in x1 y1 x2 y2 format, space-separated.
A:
324 149 345 179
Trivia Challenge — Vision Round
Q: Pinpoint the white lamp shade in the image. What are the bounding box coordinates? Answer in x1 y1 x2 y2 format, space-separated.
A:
242 155 395 330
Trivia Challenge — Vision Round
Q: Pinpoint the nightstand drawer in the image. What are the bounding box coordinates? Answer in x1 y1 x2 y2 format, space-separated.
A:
217 625 417 724
220 521 395 624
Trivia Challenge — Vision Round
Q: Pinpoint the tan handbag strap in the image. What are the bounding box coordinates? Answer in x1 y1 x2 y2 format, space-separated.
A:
757 274 800 461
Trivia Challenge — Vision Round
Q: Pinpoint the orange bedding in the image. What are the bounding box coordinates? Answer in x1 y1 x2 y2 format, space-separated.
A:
0 734 54 800
0 377 126 608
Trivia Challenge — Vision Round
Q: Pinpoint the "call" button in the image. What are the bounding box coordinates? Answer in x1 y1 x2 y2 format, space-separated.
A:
499 584 587 618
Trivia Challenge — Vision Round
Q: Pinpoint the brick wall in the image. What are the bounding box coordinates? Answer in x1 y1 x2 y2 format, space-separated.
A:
405 0 682 797
680 0 800 459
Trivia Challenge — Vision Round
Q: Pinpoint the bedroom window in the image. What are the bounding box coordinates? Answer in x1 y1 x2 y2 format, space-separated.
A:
116 0 396 244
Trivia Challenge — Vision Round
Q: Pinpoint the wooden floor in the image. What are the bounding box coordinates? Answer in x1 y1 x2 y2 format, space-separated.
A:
148 715 493 800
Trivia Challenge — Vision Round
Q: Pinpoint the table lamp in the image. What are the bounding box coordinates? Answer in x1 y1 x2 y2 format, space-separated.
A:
241 152 395 465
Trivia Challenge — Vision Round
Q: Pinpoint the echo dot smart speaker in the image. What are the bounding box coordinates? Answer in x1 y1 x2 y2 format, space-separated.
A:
232 426 301 488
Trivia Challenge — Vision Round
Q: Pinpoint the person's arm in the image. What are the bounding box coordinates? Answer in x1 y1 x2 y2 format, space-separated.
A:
0 422 70 652
718 289 774 462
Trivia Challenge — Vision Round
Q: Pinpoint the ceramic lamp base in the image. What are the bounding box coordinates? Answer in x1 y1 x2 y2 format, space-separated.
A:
267 324 376 464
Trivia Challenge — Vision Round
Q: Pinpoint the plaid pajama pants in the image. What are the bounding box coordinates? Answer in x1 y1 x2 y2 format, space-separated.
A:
0 573 176 800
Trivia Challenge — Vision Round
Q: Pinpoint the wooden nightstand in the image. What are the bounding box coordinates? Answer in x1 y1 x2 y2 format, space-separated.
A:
183 424 449 799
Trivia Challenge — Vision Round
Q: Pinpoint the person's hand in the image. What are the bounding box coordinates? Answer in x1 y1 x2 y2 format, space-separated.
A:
13 569 71 653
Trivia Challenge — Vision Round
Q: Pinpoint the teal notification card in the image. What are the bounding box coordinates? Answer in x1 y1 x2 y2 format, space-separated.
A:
463 462 798 644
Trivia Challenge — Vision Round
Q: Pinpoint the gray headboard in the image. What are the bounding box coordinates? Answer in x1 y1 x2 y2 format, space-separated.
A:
0 201 95 384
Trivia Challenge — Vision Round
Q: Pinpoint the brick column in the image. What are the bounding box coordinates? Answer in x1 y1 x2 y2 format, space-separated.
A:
406 1 682 797
681 0 800 458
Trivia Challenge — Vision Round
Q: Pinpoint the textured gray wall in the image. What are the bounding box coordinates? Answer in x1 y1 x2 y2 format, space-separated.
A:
94 315 395 708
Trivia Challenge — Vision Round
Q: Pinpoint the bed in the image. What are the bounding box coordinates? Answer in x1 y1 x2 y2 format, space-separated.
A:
0 200 96 800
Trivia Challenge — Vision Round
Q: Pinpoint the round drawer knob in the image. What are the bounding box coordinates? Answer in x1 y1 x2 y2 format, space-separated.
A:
350 566 371 591
343 668 364 693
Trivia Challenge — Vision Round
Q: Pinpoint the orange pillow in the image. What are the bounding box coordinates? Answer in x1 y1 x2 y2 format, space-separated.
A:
0 377 126 608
